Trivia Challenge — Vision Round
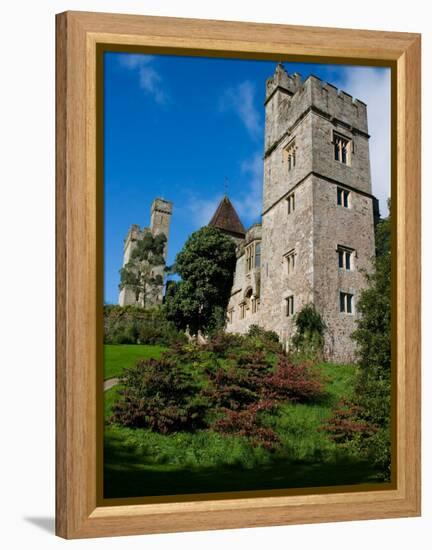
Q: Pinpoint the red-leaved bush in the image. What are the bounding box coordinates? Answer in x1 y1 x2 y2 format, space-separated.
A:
263 355 324 403
213 401 280 450
204 350 273 410
207 353 325 448
321 399 378 444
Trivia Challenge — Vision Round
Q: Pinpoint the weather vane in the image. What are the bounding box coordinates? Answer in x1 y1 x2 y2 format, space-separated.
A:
224 176 229 195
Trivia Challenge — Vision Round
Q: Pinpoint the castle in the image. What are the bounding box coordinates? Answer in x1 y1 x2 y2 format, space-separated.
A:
209 64 377 363
119 198 173 308
120 64 378 363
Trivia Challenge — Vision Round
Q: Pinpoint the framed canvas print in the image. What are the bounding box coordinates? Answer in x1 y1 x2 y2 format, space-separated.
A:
56 11 421 539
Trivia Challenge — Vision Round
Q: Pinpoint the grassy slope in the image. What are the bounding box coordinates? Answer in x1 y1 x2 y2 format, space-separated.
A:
104 357 384 498
104 344 166 379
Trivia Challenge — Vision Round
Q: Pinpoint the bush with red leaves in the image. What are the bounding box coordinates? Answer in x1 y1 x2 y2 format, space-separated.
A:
263 355 325 403
321 399 378 444
204 350 273 410
111 358 209 434
213 401 280 450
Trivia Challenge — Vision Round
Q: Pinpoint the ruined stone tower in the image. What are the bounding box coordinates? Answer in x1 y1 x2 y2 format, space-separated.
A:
119 198 173 307
223 64 377 363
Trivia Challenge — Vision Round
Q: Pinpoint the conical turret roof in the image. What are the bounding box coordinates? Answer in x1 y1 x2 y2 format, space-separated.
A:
208 195 246 238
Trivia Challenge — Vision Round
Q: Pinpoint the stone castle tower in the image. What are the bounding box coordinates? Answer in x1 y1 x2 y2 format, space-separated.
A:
119 198 173 307
214 64 377 363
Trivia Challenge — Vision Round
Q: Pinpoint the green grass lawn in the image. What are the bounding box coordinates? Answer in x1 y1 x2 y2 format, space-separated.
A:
104 354 386 499
104 344 166 379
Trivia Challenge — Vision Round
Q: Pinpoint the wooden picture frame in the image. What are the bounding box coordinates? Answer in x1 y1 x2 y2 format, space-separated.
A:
56 10 421 539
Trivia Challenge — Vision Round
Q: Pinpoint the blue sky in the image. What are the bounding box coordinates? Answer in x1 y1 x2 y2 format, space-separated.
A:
104 52 390 304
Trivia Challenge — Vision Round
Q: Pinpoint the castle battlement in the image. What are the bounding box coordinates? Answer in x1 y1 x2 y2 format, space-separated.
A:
151 198 173 215
267 67 369 137
265 63 302 100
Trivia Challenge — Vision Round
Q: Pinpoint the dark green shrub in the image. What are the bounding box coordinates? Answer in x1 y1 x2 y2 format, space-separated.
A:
203 331 245 356
291 304 326 358
111 358 209 434
104 305 187 346
248 324 279 343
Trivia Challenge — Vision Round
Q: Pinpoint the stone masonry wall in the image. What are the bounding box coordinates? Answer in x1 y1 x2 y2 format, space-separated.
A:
259 176 315 346
312 175 375 362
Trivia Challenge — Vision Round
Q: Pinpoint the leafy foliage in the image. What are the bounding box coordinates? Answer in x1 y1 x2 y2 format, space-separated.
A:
164 226 237 334
291 304 326 358
213 402 280 450
264 355 325 403
109 329 326 451
322 209 392 479
119 232 167 308
204 350 273 411
104 305 187 346
321 399 378 444
111 358 209 434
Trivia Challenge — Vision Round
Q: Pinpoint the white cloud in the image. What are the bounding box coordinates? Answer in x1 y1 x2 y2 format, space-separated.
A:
219 81 262 139
118 53 168 105
332 66 391 216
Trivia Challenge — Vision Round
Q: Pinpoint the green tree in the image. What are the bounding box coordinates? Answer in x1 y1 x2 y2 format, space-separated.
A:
351 208 392 478
164 226 237 334
119 232 167 308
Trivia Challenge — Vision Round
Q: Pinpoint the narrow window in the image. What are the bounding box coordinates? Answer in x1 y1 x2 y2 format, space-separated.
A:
287 192 295 214
343 190 349 208
245 241 261 272
285 295 294 317
338 249 344 268
339 292 345 312
285 249 296 274
284 140 297 172
255 242 261 268
334 133 351 165
337 187 350 208
339 292 354 314
245 244 253 272
240 303 245 320
337 246 354 270
345 252 351 270
346 293 353 313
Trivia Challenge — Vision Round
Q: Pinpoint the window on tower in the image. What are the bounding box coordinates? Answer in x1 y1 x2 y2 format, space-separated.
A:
284 139 297 171
339 291 354 314
337 246 354 270
333 132 351 165
285 295 294 317
337 187 350 208
245 241 261 272
284 249 296 274
287 192 295 214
